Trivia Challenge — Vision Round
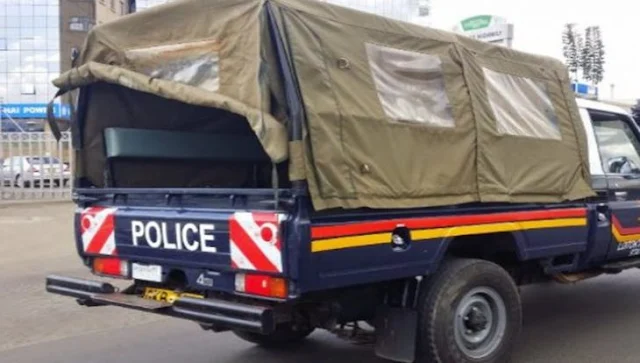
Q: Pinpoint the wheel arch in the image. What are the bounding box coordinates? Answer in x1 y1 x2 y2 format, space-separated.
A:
435 231 529 268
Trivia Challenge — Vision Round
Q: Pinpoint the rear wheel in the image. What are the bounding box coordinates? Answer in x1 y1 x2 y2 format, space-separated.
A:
233 324 315 348
416 258 521 363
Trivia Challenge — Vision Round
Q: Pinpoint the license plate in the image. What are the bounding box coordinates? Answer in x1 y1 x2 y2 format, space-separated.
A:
142 287 203 304
132 263 162 282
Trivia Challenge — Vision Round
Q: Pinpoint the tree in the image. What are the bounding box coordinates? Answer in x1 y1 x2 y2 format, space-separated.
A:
581 27 593 83
562 23 580 80
574 32 584 78
564 24 606 87
590 26 605 85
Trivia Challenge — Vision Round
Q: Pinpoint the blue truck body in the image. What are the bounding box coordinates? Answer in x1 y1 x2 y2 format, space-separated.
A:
69 189 598 296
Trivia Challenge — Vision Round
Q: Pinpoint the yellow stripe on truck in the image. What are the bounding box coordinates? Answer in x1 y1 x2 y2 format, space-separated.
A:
613 226 640 243
311 218 587 253
311 232 393 253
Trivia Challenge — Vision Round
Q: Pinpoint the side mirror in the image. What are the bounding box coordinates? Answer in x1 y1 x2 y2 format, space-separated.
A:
608 156 640 174
608 156 629 173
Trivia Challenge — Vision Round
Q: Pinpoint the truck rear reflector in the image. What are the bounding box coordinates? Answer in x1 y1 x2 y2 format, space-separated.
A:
80 207 118 256
229 212 284 274
235 273 287 299
93 257 129 278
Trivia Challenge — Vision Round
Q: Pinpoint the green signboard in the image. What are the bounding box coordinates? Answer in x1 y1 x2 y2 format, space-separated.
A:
460 15 492 31
454 14 513 48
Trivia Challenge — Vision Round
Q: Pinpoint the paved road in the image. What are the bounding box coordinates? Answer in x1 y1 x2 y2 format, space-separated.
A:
1 184 70 202
3 202 640 363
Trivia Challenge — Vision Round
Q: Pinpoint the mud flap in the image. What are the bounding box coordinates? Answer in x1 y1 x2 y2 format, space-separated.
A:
374 305 417 363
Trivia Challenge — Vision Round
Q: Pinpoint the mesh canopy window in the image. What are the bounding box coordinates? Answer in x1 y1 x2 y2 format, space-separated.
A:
124 38 220 92
365 43 454 128
483 68 561 140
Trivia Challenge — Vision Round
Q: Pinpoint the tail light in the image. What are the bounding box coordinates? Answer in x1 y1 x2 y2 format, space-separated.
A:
92 257 129 278
235 273 287 299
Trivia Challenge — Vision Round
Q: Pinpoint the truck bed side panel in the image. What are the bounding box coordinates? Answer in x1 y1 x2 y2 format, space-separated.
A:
303 206 590 291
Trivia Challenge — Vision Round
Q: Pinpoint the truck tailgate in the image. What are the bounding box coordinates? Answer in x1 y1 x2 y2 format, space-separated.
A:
77 205 286 282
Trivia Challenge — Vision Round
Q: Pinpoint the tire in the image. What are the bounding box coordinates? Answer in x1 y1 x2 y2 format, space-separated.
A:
233 325 315 348
416 258 522 363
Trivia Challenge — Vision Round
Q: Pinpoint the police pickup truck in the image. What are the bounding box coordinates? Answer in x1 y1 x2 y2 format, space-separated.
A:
45 96 640 363
42 1 640 362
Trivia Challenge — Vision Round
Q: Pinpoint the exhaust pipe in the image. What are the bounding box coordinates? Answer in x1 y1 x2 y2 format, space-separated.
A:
552 271 602 284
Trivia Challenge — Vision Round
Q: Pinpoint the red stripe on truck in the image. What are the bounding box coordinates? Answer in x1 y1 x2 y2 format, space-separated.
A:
311 208 587 239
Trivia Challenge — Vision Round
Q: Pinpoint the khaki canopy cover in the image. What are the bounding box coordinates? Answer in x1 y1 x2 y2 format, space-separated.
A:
53 0 594 210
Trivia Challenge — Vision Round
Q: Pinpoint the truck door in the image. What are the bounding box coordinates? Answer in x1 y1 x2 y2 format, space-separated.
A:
589 108 640 260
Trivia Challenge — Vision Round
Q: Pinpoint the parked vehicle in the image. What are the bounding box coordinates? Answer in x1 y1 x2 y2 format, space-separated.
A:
1 156 70 187
44 1 640 363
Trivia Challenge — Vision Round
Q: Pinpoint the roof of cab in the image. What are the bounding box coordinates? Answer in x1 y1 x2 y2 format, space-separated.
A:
576 98 630 116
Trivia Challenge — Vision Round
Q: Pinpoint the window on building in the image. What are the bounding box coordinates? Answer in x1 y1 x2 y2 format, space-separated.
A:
0 39 6 51
34 16 48 28
69 17 94 32
46 6 59 17
21 37 35 50
6 5 19 17
21 83 36 95
7 51 20 72
7 17 20 28
34 5 47 16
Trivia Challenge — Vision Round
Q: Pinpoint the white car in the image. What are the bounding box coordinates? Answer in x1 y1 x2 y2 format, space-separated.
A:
1 156 71 188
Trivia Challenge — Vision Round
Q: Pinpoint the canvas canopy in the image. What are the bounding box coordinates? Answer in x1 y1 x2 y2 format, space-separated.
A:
51 0 595 210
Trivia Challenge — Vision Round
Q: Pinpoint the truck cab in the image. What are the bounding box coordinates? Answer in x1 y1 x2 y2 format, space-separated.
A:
578 98 640 263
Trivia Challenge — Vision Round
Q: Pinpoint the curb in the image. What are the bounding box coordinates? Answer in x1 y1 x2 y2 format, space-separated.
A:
0 199 72 208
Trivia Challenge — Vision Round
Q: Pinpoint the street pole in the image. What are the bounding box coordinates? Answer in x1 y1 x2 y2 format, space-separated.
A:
610 83 615 100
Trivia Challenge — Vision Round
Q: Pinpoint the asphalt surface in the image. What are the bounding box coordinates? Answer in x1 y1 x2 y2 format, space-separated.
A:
0 184 71 201
3 202 640 363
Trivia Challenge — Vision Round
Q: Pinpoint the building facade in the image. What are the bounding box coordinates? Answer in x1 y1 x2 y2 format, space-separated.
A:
0 0 62 129
133 0 167 11
0 0 131 131
60 0 132 77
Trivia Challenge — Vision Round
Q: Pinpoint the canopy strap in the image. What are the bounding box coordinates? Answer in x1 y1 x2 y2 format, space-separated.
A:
46 89 65 141
46 87 78 143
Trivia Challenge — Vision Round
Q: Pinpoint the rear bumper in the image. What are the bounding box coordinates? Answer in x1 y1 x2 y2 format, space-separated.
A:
45 274 276 334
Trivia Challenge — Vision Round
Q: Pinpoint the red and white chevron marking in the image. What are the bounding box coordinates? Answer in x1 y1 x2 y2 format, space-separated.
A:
229 212 283 273
80 207 118 256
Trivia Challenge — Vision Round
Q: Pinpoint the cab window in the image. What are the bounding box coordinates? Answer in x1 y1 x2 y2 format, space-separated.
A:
591 110 640 175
